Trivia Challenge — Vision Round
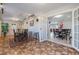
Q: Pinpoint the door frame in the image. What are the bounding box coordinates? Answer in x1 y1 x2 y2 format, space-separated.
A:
72 6 79 51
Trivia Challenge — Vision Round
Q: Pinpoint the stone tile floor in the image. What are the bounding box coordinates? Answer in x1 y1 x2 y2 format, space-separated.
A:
0 39 79 55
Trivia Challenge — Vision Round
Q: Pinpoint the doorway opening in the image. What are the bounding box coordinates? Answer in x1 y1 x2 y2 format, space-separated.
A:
48 11 72 47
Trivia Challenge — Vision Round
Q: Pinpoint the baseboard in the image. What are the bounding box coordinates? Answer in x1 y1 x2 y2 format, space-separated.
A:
40 39 76 49
39 39 48 42
72 46 79 52
48 39 79 52
48 39 72 47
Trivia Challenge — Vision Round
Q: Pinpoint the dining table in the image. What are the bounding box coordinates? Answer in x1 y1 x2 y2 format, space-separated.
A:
53 29 71 40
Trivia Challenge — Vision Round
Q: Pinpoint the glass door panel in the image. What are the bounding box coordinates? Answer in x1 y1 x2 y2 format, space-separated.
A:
73 8 79 50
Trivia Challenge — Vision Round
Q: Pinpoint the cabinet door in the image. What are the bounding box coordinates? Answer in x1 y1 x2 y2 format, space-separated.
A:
73 8 79 50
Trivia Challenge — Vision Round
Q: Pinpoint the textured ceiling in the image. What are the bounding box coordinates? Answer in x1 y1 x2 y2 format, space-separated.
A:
3 3 79 21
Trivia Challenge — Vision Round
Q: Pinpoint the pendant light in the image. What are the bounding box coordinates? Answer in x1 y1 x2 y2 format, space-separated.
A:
0 3 4 14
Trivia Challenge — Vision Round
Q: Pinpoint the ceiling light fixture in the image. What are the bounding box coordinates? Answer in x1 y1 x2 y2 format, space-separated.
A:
11 18 19 21
54 15 63 18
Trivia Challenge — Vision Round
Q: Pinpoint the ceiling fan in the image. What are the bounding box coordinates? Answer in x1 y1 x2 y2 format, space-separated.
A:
0 3 4 14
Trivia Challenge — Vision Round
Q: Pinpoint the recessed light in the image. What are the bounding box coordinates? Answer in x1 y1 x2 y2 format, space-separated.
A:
54 15 63 18
11 18 19 21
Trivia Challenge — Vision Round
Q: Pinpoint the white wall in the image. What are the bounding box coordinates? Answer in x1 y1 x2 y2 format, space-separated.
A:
22 15 48 42
28 17 39 32
63 21 72 29
53 19 72 29
22 20 28 29
38 16 48 41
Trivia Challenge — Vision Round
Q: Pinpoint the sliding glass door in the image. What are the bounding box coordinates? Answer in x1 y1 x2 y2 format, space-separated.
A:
73 7 79 51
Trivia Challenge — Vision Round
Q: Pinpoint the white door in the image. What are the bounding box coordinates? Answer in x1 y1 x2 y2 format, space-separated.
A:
72 7 79 51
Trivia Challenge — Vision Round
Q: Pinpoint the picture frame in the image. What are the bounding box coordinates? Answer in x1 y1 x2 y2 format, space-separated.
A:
30 20 34 26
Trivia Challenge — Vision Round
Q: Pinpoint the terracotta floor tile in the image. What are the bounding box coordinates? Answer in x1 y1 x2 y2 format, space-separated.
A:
0 39 79 55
